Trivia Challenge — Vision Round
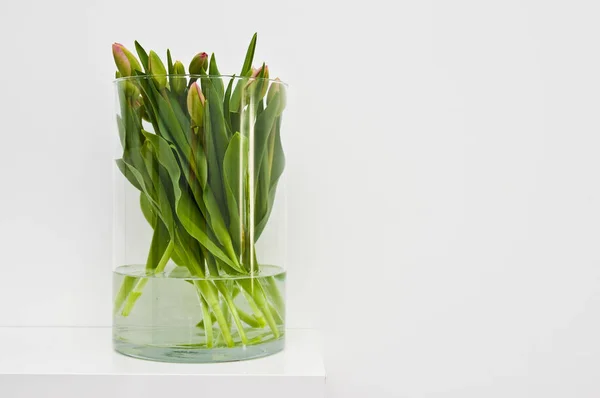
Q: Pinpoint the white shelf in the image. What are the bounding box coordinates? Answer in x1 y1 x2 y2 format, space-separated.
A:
0 327 325 398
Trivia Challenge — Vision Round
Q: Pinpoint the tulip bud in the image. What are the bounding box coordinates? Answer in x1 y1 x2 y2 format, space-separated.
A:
251 65 269 80
124 81 140 98
112 43 142 77
189 52 208 75
171 60 186 95
266 78 286 116
267 78 287 116
187 82 205 127
148 50 167 89
134 98 151 122
113 44 130 76
246 64 269 100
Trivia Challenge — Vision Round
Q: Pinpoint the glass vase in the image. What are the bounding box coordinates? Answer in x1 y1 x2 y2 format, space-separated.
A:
112 74 287 363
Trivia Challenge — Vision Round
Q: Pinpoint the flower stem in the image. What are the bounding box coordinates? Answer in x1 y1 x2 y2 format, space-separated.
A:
238 279 280 339
239 283 267 328
119 240 174 317
263 276 285 316
215 281 248 345
195 280 234 347
198 294 213 348
113 275 136 315
235 307 263 328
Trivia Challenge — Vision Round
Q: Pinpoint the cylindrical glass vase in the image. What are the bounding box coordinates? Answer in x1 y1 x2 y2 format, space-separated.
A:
112 74 287 363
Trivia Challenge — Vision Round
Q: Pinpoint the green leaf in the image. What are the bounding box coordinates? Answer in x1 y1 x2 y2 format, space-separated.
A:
165 89 192 140
132 71 163 132
255 158 269 234
223 75 235 135
122 150 156 200
252 95 284 240
116 115 126 149
142 130 244 272
118 89 143 150
202 186 239 267
208 54 225 100
224 75 235 114
256 118 285 238
140 192 157 226
207 84 231 164
145 218 170 271
253 91 281 181
134 41 149 71
140 143 175 233
152 83 192 150
201 96 243 266
115 158 143 192
223 132 249 255
229 69 252 113
178 190 243 271
167 49 174 75
241 33 257 76
255 181 280 240
203 97 227 218
118 157 166 237
256 99 264 117
269 117 286 188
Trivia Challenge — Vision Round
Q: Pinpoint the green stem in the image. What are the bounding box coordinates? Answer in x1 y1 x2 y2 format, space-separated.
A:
262 276 285 317
121 278 147 317
238 282 267 328
201 249 248 344
238 279 280 338
195 280 234 347
215 280 248 345
236 307 262 328
180 244 237 348
198 294 213 348
113 275 136 315
119 241 174 317
268 302 284 325
215 292 231 347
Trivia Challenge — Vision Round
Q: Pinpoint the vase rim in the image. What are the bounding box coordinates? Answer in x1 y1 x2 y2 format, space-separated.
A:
114 74 288 86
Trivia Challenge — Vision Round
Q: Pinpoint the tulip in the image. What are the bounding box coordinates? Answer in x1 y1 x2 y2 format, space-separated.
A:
189 52 208 75
246 64 269 100
148 50 167 89
171 60 186 95
266 78 286 115
187 82 205 127
124 81 140 98
251 65 269 79
133 97 151 122
112 43 142 77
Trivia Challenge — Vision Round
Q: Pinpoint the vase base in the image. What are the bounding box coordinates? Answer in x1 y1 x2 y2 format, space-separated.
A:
113 337 285 363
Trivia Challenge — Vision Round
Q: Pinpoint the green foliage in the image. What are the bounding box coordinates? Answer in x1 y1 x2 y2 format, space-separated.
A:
112 35 286 340
113 33 286 278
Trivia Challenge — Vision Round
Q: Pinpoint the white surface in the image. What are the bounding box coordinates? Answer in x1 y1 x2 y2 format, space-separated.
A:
1 1 600 398
0 328 324 398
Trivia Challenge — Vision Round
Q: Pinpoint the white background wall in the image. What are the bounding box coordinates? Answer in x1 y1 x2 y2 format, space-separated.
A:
1 0 600 397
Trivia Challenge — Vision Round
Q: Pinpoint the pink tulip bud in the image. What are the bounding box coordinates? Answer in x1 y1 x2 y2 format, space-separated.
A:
251 65 269 79
112 43 131 77
112 43 142 77
187 82 206 127
189 52 209 75
246 64 269 99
